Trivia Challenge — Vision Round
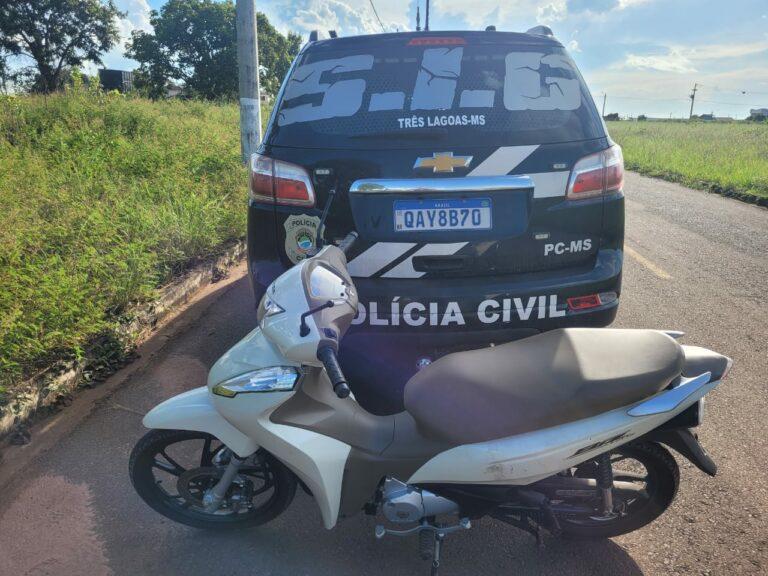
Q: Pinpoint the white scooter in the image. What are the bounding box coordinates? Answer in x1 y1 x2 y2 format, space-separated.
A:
130 231 730 574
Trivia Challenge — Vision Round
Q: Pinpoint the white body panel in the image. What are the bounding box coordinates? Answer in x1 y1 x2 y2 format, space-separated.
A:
143 387 259 457
244 410 350 529
409 375 719 485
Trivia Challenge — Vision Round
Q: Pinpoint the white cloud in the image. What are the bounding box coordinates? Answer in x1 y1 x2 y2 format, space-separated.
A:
617 0 653 8
567 38 581 52
685 40 768 60
623 40 768 74
278 0 406 36
625 49 695 73
115 0 151 45
85 0 151 71
436 0 570 29
537 1 567 24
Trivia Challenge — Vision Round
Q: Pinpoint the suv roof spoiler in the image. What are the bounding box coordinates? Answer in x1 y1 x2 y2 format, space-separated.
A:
303 29 562 49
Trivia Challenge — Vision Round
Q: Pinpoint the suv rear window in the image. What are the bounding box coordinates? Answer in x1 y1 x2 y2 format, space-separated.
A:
269 35 605 149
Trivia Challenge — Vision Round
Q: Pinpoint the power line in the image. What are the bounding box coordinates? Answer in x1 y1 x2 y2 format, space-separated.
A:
593 93 688 103
696 84 768 97
368 0 385 32
698 99 764 107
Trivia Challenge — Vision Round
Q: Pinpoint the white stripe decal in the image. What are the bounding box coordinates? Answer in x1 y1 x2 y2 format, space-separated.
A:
468 145 569 198
382 242 469 279
528 171 570 198
467 145 539 177
347 242 416 278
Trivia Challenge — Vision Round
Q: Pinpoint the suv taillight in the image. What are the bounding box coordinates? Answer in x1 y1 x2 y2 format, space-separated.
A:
566 144 624 200
249 153 315 207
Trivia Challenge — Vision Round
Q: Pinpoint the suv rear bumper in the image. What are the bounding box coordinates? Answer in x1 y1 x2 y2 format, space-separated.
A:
247 205 622 333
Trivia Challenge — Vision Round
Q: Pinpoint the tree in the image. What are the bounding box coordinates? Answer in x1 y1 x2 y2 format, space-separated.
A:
126 0 301 100
256 13 302 97
0 47 9 93
0 0 122 94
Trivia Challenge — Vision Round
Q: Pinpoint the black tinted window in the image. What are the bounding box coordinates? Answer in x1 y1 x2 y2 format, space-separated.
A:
269 38 604 149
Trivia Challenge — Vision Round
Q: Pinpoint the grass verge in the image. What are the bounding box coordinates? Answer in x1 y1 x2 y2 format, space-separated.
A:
606 121 768 205
0 89 247 397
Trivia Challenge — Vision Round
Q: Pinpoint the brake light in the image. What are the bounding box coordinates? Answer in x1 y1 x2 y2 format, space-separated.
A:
566 144 624 200
567 294 602 310
408 37 467 46
249 153 315 207
567 292 617 311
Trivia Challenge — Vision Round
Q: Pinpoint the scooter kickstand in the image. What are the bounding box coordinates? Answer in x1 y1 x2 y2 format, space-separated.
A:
430 532 444 576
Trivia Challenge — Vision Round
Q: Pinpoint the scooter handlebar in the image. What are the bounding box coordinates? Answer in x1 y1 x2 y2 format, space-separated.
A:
317 346 350 399
337 231 358 257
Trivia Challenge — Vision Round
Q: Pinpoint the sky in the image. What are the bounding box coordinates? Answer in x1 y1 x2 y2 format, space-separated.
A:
103 0 768 118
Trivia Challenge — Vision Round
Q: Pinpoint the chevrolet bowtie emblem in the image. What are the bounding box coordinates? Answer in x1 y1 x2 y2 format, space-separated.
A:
414 152 473 173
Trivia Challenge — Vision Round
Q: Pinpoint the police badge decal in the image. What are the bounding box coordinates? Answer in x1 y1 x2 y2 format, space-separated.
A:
284 214 322 264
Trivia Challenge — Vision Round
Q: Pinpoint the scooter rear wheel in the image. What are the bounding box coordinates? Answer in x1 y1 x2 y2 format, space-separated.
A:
129 429 297 529
557 441 679 539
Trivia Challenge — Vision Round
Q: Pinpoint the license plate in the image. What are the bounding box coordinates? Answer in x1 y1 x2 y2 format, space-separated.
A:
394 198 492 232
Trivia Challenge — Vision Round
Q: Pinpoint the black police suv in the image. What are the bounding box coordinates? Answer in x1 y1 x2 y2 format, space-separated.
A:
247 27 624 413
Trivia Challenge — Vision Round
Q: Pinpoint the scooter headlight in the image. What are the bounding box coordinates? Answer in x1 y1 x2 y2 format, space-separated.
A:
212 366 300 398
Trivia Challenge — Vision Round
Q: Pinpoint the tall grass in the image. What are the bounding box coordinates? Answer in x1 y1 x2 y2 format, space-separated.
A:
0 89 246 389
606 121 768 201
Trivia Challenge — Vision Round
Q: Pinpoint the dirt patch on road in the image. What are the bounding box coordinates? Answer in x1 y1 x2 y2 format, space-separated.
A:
0 475 112 576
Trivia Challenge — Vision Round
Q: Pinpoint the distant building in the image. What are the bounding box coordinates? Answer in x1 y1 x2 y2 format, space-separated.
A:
166 82 183 98
98 69 134 93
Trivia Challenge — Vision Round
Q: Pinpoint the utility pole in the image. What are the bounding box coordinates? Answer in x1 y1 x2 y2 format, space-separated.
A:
416 3 421 31
601 93 607 117
688 82 698 120
425 0 430 31
236 0 261 165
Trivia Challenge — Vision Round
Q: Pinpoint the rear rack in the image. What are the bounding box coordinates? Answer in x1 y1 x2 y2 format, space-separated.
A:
309 29 338 42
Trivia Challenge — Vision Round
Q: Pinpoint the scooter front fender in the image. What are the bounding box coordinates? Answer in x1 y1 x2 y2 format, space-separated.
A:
142 386 259 457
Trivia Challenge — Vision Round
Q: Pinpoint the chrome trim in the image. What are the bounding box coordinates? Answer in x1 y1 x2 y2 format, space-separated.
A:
349 175 534 194
627 372 712 417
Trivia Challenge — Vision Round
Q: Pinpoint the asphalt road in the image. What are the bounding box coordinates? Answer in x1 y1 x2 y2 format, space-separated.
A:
1 172 766 576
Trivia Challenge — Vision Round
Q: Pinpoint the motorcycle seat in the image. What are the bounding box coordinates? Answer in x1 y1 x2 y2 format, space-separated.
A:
403 328 684 445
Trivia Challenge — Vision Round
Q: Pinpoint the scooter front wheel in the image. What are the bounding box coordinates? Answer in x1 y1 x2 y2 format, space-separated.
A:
129 429 297 529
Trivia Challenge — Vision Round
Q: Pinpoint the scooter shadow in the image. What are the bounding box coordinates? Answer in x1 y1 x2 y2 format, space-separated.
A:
176 492 645 576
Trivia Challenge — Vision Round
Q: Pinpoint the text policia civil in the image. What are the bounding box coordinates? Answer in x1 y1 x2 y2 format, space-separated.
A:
351 294 566 327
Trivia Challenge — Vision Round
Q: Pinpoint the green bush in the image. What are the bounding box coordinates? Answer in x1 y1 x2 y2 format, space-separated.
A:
0 89 247 387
